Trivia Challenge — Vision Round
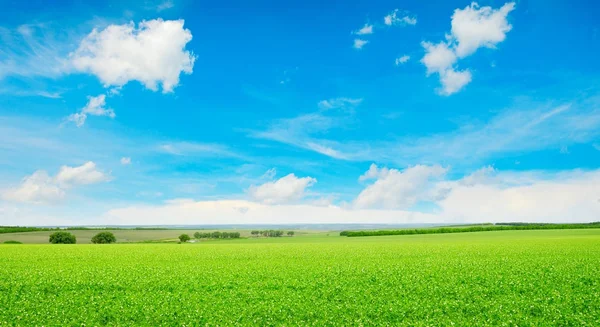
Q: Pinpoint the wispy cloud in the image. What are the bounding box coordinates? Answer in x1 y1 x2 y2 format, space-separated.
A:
0 23 74 80
252 96 600 166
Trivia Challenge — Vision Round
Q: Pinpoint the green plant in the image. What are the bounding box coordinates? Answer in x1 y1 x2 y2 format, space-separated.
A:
3 240 22 244
49 231 77 244
91 232 117 244
178 234 191 242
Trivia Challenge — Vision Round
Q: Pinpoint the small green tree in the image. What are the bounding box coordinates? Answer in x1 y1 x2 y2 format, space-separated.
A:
287 231 294 236
251 230 259 236
194 232 201 239
178 234 191 242
91 232 117 244
49 231 77 244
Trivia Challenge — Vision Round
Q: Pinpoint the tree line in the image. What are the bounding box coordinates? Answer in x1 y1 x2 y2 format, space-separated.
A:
193 231 241 239
340 222 600 237
250 230 294 237
0 226 167 234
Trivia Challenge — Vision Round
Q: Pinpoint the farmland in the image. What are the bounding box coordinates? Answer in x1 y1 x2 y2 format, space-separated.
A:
1 229 600 326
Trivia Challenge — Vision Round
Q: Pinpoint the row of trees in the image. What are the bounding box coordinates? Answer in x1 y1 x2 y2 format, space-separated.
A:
250 230 294 237
193 231 241 239
48 231 117 244
340 222 600 237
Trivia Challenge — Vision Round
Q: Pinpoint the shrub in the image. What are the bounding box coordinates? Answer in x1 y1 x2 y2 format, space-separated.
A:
91 232 117 244
287 231 295 236
179 234 191 242
49 231 77 244
3 240 22 244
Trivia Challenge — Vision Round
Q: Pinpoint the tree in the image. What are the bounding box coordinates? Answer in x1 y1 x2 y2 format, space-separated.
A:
49 231 77 244
287 231 295 236
179 234 191 242
91 232 116 244
194 232 201 239
251 230 259 236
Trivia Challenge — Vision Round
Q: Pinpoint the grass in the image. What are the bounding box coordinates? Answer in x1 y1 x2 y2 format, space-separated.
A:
1 229 599 326
341 222 600 237
0 229 324 244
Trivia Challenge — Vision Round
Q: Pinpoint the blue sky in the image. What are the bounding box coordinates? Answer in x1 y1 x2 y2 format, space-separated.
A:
1 0 599 225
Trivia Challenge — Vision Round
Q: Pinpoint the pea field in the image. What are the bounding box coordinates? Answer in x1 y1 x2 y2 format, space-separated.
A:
1 229 599 326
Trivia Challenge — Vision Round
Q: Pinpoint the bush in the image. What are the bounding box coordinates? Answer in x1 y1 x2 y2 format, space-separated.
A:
287 231 295 236
49 231 77 244
179 234 191 242
3 240 22 244
91 232 117 244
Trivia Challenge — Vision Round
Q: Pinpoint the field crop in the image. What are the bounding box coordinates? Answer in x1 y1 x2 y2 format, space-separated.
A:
1 229 599 326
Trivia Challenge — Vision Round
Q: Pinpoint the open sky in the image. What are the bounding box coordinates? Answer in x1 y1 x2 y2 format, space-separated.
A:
1 0 599 226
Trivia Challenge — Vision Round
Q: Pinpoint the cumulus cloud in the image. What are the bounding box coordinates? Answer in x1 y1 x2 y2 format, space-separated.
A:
395 55 410 65
2 162 110 204
451 2 516 58
248 173 317 204
384 9 417 26
1 171 65 204
353 39 368 49
71 19 195 93
438 68 472 95
354 164 448 209
421 2 515 95
354 24 373 35
67 95 115 127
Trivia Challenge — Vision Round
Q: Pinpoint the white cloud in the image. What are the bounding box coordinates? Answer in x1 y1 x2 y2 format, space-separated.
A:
384 9 417 26
438 68 472 95
71 19 195 93
395 55 410 65
421 41 457 75
354 24 373 35
157 142 239 158
248 173 317 204
0 23 72 80
102 199 438 225
2 162 109 204
67 94 115 127
438 168 600 223
156 1 174 11
420 2 515 95
354 164 448 209
450 2 516 58
120 157 132 165
353 39 368 49
317 97 363 110
55 161 111 186
260 168 277 180
1 171 65 204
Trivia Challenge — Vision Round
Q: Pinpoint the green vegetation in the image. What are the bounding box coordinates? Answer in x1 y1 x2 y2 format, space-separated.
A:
1 229 599 325
194 231 241 239
0 226 169 234
178 234 191 242
3 240 22 244
91 232 117 244
250 230 288 237
0 226 55 234
341 222 600 237
48 231 77 244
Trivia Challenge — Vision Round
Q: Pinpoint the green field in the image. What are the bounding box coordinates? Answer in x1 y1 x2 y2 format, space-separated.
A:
0 229 332 244
1 229 599 326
